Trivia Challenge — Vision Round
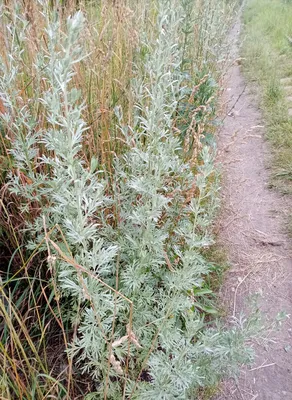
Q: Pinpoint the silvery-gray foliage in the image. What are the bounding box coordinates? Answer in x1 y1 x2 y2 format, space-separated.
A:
3 0 258 398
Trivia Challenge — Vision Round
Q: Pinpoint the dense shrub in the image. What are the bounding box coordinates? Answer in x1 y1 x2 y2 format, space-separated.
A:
0 0 258 399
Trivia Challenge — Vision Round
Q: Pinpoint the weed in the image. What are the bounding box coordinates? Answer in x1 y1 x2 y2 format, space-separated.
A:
0 0 258 399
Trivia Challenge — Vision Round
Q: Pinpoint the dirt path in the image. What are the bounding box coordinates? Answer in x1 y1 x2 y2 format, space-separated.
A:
215 11 292 400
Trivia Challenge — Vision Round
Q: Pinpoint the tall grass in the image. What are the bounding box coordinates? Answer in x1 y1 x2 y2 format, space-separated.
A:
0 0 258 398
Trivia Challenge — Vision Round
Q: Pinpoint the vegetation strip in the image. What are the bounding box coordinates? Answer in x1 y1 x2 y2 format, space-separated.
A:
0 1 257 398
242 0 292 199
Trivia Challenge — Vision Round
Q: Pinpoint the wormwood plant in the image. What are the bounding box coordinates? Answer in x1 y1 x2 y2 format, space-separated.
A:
1 0 258 399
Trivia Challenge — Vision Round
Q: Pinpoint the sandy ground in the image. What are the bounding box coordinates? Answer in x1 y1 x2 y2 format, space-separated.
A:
214 12 292 400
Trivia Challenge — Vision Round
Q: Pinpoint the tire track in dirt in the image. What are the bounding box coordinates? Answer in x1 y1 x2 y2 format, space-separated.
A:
215 11 292 400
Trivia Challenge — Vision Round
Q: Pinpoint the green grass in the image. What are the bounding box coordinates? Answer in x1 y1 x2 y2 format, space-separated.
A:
242 0 292 196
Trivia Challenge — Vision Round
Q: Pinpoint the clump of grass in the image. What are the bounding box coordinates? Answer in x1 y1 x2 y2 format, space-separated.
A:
242 0 292 198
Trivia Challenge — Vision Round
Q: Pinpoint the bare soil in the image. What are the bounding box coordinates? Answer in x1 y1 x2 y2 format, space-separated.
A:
214 13 292 400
